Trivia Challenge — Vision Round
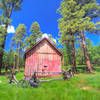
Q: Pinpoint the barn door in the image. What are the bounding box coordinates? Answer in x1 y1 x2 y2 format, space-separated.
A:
42 54 49 72
43 59 48 72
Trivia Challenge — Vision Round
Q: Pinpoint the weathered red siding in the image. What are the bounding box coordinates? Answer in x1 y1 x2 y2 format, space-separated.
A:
24 38 62 77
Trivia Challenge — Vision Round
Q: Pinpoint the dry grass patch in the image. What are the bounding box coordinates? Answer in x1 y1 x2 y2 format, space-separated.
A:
81 86 91 90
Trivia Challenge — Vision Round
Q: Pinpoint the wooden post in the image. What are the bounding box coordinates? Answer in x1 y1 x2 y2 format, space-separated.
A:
62 56 64 67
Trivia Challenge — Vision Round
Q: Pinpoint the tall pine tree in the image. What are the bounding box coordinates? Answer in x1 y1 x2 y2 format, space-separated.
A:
25 21 42 50
0 0 24 74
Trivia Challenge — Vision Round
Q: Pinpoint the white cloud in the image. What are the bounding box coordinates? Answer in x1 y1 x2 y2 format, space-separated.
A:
7 25 15 33
36 33 57 43
42 33 56 43
1 25 15 34
53 38 56 43
42 33 49 38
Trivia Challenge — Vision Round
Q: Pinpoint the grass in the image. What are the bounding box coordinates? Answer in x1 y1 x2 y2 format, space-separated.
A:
0 65 100 100
63 64 100 73
0 71 100 100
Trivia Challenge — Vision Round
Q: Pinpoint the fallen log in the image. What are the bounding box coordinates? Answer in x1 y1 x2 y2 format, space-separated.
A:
9 75 18 84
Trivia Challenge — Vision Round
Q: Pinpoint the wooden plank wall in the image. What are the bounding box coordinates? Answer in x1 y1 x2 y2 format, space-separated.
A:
25 40 61 77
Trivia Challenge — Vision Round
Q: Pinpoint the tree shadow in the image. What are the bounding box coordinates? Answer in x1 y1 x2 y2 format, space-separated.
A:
77 66 88 73
0 69 24 76
92 66 100 72
76 65 100 73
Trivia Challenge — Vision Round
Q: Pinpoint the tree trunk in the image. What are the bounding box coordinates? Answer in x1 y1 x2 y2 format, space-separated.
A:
72 39 77 73
12 55 16 74
65 43 73 65
5 64 8 76
0 28 7 74
17 54 20 72
70 32 77 73
81 31 93 73
15 43 18 69
17 43 21 72
0 53 3 74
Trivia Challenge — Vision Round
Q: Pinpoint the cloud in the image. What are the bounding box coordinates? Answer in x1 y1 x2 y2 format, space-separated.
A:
42 33 49 38
7 25 15 33
36 33 57 43
53 38 56 43
1 25 15 34
42 33 57 43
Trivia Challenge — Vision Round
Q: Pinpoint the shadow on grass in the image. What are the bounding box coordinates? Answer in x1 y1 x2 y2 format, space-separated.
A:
76 64 100 73
77 67 87 73
0 69 24 76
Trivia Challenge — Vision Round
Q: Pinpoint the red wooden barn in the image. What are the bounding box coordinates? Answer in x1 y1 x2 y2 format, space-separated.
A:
24 38 64 77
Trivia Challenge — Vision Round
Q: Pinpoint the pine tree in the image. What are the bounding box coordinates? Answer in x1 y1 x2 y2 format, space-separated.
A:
58 0 100 73
12 24 26 72
0 0 24 74
57 0 83 73
25 21 42 50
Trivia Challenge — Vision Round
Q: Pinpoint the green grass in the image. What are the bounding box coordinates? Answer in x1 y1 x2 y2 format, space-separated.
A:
63 64 100 73
0 71 100 100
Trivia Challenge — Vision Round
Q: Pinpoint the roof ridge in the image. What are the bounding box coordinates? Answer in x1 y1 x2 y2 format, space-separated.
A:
24 38 63 57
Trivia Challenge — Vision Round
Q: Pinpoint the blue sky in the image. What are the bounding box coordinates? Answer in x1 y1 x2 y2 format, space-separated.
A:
5 0 100 51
